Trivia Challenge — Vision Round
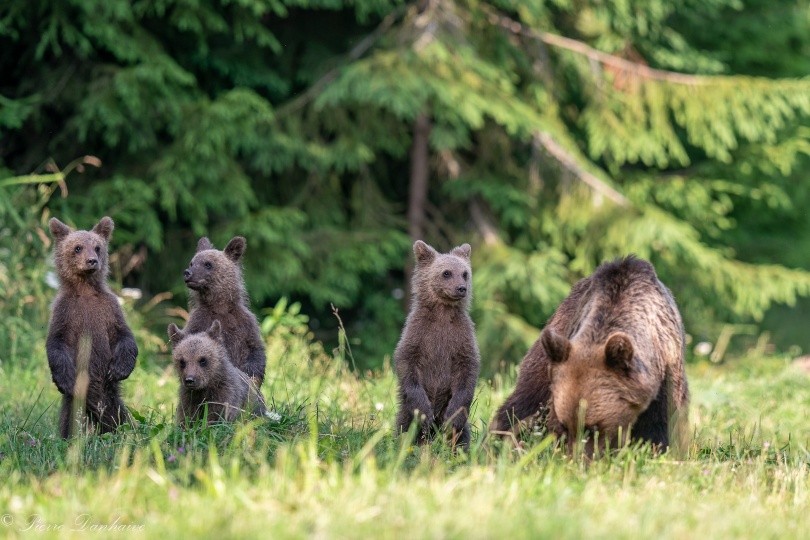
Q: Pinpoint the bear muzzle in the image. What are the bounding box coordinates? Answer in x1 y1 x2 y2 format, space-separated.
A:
183 269 203 289
80 258 99 273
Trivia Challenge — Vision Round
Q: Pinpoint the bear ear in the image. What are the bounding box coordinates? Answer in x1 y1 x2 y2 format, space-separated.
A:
167 323 185 347
413 240 437 266
541 328 571 364
605 332 634 372
92 216 114 242
451 243 471 260
49 218 71 241
196 237 214 253
223 236 246 262
207 320 222 341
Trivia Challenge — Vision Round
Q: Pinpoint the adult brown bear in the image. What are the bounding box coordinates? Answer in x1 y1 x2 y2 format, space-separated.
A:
491 256 689 455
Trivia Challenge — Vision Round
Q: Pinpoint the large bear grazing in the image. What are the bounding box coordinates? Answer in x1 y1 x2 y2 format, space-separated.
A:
168 320 266 426
182 236 266 388
491 256 689 455
46 216 138 438
394 240 481 448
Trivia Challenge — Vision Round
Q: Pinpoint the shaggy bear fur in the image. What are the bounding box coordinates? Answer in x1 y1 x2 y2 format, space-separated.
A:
168 320 266 426
183 236 266 388
46 216 138 438
491 256 689 455
394 240 481 448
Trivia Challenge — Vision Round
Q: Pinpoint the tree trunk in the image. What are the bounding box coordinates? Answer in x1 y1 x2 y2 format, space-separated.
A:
404 112 432 309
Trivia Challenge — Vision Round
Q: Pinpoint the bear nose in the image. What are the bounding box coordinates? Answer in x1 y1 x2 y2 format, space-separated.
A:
456 286 467 295
184 377 195 387
86 258 98 266
183 269 192 280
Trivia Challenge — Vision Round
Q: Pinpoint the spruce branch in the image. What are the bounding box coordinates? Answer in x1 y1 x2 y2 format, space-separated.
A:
483 6 708 86
535 132 630 207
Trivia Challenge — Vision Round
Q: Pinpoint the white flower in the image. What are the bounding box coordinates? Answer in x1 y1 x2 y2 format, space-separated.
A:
121 288 143 300
694 342 713 356
265 410 282 422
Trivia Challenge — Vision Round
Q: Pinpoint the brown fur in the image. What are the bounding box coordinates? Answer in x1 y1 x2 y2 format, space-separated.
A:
46 217 138 438
394 240 481 448
168 320 266 426
491 256 689 455
183 236 266 388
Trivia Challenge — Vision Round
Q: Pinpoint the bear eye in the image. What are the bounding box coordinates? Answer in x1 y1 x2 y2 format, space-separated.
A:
442 270 451 278
462 271 468 280
179 359 186 369
74 245 83 254
94 246 101 254
204 261 213 270
199 357 207 367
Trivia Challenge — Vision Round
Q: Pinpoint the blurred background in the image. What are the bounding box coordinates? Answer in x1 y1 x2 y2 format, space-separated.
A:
1 0 809 374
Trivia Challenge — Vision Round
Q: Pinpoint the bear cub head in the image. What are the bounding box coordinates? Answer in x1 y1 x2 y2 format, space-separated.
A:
183 236 246 300
542 328 650 454
49 216 114 287
168 320 227 391
412 240 472 307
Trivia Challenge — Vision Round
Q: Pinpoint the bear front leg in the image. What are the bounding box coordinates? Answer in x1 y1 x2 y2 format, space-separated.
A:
490 344 552 437
46 332 76 396
247 384 268 418
108 306 138 382
243 345 267 389
176 399 192 428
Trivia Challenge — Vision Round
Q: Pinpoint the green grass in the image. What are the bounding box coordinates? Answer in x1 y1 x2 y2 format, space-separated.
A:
1 330 809 539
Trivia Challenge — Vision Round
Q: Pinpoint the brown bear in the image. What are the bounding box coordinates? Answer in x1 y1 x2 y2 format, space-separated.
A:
46 216 138 438
394 240 481 448
168 320 266 426
182 236 266 388
490 256 689 456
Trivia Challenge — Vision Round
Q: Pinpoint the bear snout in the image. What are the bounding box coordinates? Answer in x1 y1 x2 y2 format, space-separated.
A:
184 269 203 289
183 376 196 387
456 286 467 295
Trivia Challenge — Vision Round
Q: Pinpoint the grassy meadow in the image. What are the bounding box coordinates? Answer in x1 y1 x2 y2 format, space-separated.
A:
0 320 809 539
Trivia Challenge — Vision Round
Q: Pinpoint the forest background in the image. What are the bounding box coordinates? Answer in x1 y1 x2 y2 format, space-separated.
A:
2 0 810 373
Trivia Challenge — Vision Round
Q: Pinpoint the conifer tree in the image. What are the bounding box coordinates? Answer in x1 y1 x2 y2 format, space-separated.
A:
1 0 809 368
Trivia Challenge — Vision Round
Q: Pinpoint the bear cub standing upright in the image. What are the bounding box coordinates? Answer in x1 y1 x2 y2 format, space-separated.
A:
394 240 480 448
182 236 266 388
168 320 266 426
491 256 689 456
46 216 138 438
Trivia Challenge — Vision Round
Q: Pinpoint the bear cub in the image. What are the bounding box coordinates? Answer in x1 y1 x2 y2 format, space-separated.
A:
168 320 266 426
394 240 481 448
46 216 138 438
491 256 689 456
183 236 266 388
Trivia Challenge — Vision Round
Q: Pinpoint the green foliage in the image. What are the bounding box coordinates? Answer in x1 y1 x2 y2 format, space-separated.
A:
0 165 90 366
2 0 810 367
